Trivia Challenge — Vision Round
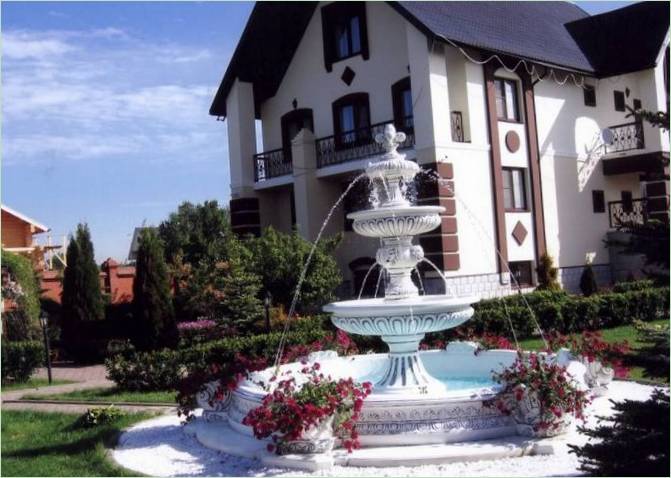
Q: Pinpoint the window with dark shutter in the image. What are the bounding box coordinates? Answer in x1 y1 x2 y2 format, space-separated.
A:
281 109 313 161
614 91 626 112
592 190 605 213
502 167 528 211
391 77 413 133
332 93 370 148
494 78 520 121
321 2 369 72
583 85 596 107
509 261 533 287
633 98 642 111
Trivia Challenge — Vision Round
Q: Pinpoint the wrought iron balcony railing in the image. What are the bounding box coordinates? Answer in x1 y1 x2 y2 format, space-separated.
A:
603 121 645 154
254 148 292 182
315 118 415 168
608 198 648 228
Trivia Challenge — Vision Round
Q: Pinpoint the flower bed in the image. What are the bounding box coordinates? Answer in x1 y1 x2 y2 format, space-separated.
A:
489 352 589 437
243 363 372 454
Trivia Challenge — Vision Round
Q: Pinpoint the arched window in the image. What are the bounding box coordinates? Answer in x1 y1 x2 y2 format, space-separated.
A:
332 93 370 148
281 108 313 160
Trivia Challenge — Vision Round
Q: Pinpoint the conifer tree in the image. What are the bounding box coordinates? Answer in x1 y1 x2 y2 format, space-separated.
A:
535 253 561 291
61 224 104 353
579 264 598 296
569 390 669 476
132 229 178 351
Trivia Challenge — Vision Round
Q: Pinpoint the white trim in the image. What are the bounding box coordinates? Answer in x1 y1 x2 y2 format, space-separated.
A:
1 205 49 233
654 29 670 66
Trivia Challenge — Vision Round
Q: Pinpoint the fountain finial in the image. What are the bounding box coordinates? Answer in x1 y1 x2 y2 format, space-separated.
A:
375 124 406 154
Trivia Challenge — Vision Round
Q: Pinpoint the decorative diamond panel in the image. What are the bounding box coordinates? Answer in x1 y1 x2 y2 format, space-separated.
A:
341 66 355 86
512 221 528 245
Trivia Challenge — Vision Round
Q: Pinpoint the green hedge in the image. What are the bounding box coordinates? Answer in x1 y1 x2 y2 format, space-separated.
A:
1 341 44 383
463 286 669 339
106 318 330 391
2 250 42 341
612 279 656 293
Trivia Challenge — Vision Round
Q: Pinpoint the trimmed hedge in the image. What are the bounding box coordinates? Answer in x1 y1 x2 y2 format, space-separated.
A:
612 279 656 293
463 286 669 339
1 341 44 383
106 318 330 391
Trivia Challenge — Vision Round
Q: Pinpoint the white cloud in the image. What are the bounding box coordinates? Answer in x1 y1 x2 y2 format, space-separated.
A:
2 27 226 166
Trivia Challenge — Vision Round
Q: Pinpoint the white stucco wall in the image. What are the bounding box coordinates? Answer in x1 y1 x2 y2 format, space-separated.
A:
259 2 410 150
534 69 660 268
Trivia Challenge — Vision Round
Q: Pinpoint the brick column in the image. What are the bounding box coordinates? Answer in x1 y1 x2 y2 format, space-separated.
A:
417 162 460 272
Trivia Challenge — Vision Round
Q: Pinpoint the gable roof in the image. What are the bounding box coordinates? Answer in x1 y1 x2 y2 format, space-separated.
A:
1 205 49 233
565 1 670 77
210 1 670 118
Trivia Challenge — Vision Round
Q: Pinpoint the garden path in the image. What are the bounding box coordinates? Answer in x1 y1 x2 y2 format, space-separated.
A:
2 364 175 414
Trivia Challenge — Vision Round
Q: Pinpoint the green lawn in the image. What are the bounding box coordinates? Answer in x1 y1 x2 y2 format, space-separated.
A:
518 319 669 384
1 378 75 392
1 410 150 476
21 387 177 404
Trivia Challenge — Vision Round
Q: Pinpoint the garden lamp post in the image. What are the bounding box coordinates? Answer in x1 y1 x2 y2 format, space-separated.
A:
39 315 53 384
264 291 272 333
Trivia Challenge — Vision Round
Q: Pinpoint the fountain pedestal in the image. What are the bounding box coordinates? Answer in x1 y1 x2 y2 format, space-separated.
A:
323 123 477 396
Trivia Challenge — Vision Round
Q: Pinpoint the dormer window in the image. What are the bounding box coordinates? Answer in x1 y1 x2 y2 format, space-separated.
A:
321 2 369 72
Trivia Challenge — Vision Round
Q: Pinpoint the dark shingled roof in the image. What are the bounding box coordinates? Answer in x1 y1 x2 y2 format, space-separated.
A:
565 2 670 77
210 1 670 117
392 1 593 73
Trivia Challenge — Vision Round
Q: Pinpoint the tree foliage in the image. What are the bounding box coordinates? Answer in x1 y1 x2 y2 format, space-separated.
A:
158 200 233 266
535 253 560 291
579 264 598 297
61 224 105 357
243 227 342 314
1 250 41 341
132 229 178 351
569 389 670 476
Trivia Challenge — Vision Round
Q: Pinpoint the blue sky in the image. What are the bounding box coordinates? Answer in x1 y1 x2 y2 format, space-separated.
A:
2 1 635 262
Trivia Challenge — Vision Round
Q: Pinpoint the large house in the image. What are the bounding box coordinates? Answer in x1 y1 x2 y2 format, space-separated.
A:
210 1 669 297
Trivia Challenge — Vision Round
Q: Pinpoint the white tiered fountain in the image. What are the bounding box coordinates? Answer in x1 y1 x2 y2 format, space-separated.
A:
189 126 584 470
323 125 477 396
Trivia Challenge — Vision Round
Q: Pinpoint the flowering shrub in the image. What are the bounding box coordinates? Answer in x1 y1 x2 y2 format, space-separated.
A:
546 330 630 378
243 363 372 453
489 353 589 435
177 319 219 345
283 330 358 363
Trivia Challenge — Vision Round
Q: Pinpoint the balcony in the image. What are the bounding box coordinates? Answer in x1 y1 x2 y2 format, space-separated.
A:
603 121 644 155
254 148 292 182
608 198 647 228
315 118 415 169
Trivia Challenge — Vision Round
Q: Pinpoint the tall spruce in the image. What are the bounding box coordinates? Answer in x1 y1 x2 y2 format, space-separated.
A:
61 224 104 353
569 390 670 476
535 253 561 291
132 228 178 351
579 264 598 296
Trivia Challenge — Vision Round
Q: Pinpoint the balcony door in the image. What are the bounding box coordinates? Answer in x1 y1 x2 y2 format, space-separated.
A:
391 77 413 132
332 93 370 149
281 109 313 161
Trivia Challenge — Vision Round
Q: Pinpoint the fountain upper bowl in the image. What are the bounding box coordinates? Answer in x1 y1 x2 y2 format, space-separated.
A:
323 295 478 337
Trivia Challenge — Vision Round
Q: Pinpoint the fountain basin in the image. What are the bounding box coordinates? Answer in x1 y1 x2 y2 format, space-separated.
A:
349 205 444 237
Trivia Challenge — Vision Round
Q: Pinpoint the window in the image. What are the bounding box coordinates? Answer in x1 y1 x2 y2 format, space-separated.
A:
509 261 533 287
350 257 380 298
592 190 605 213
614 90 626 112
391 77 413 131
502 167 528 211
321 2 368 72
583 85 596 107
281 109 313 161
494 78 520 121
633 98 642 111
332 93 370 147
621 190 633 213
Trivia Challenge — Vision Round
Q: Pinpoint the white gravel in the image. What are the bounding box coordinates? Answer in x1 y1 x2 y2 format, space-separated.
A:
112 381 662 477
